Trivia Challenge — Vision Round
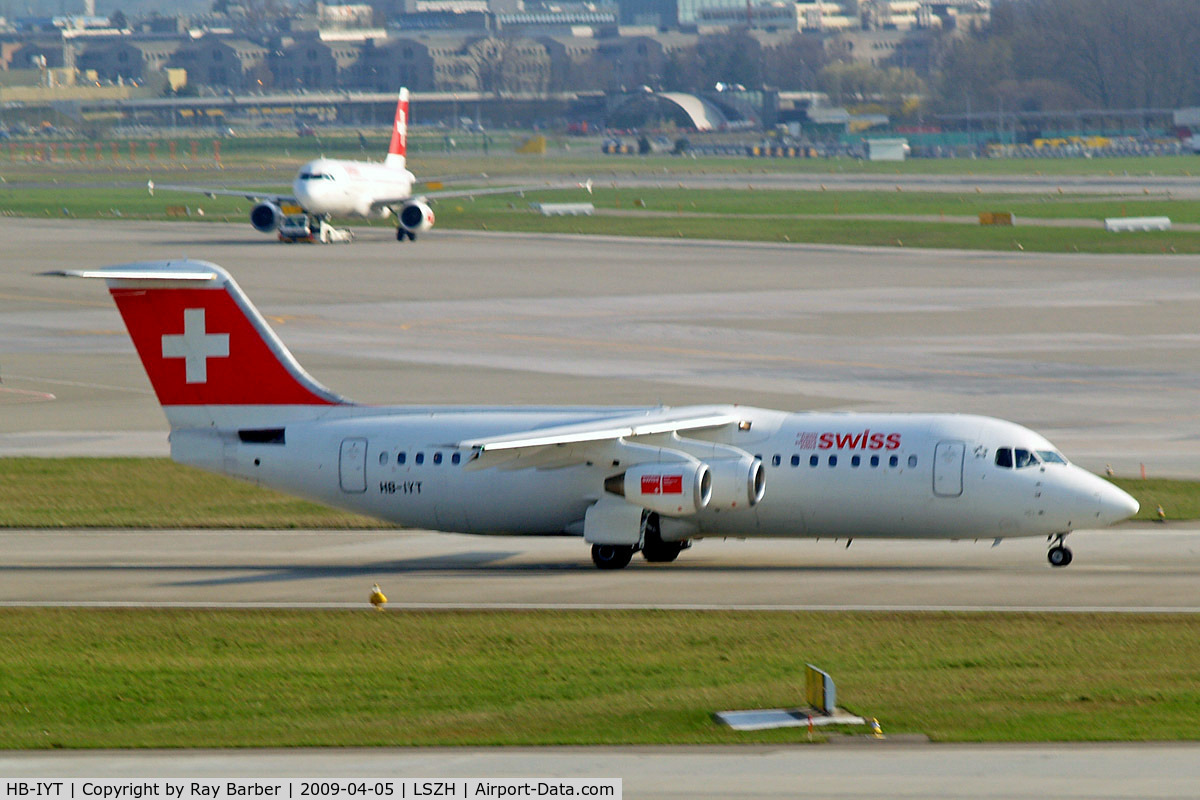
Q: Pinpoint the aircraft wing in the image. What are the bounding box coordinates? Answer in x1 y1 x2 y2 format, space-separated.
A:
458 407 743 471
147 180 298 207
369 180 592 214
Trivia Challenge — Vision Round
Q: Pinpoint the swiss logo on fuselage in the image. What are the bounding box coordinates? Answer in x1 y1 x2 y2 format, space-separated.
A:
796 431 902 450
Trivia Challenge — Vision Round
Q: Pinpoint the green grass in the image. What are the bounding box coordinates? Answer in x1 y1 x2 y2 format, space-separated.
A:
1113 479 1200 521
0 458 380 528
0 609 1197 747
515 186 1200 223
0 185 255 222
0 458 1195 527
435 205 1200 254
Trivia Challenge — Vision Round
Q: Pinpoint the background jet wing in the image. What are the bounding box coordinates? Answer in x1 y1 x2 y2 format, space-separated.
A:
458 407 742 471
368 180 592 214
147 180 297 206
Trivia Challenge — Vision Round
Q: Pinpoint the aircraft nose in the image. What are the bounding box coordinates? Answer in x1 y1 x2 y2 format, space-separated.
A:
1098 482 1139 524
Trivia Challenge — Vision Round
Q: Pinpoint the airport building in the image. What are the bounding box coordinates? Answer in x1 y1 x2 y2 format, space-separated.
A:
0 0 993 131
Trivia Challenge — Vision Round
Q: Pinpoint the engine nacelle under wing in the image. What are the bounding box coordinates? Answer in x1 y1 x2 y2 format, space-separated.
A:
608 461 711 516
706 455 765 510
250 201 283 234
399 200 435 233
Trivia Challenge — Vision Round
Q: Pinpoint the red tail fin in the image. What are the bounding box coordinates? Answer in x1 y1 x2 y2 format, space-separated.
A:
51 261 345 423
385 88 409 168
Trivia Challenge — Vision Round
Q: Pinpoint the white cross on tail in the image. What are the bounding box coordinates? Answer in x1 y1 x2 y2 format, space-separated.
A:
161 308 230 384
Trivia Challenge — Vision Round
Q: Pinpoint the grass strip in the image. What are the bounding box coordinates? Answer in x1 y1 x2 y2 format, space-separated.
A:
0 458 1194 527
0 458 380 529
8 182 1200 224
434 206 1200 254
497 186 1200 223
0 609 1197 748
1111 479 1200 521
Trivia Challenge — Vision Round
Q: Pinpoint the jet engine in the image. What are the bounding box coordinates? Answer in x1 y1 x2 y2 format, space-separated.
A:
250 201 283 234
706 455 766 510
399 200 435 234
605 462 712 516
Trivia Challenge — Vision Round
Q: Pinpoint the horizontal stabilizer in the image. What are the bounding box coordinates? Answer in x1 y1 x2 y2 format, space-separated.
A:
45 265 219 282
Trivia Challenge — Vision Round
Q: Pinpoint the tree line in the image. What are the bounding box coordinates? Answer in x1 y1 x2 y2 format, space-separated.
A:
934 0 1200 113
635 0 1200 116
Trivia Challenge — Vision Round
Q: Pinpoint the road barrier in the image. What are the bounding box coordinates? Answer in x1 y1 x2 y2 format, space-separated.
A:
1105 216 1171 232
530 202 594 216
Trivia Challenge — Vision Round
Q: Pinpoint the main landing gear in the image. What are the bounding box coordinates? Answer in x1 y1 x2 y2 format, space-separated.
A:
589 513 691 569
396 226 417 241
640 513 689 563
591 544 635 570
1047 533 1073 567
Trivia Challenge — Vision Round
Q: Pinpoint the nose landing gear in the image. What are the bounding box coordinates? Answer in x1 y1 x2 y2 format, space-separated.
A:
1047 533 1073 567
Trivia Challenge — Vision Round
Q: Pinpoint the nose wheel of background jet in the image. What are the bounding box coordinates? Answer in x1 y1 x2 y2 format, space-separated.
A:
1047 534 1073 567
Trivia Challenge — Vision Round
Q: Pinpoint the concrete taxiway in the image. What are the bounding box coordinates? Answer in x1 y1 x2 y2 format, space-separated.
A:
2 525 1199 610
3 217 1199 479
6 744 1200 800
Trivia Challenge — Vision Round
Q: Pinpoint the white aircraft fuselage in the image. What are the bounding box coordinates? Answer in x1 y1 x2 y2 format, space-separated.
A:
184 405 1135 542
293 157 417 219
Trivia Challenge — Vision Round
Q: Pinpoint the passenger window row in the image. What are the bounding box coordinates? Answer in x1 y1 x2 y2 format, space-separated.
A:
377 450 462 467
771 453 918 469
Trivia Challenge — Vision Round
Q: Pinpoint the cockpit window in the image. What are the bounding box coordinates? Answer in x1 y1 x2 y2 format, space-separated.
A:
1014 448 1039 469
996 447 1053 469
298 172 333 181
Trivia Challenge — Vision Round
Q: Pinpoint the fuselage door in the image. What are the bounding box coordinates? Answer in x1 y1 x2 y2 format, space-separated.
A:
339 437 368 493
933 440 965 498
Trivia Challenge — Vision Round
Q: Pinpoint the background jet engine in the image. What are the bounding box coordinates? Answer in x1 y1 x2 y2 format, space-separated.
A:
250 201 283 233
399 200 435 234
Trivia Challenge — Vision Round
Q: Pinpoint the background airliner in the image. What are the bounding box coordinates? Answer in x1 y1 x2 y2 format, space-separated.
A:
150 89 575 242
53 261 1139 569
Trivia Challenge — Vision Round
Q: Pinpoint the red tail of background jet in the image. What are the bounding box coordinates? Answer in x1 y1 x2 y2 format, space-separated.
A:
385 88 408 169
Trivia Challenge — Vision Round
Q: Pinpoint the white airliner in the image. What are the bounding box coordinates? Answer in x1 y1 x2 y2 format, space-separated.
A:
150 89 574 242
52 261 1139 569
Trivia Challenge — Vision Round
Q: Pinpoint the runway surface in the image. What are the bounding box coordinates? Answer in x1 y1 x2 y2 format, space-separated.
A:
4 217 1199 479
6 744 1200 800
3 525 1199 610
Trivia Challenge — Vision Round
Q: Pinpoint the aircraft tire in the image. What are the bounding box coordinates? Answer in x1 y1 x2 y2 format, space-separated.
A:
642 540 686 562
396 228 409 241
591 544 635 570
1048 545 1073 567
